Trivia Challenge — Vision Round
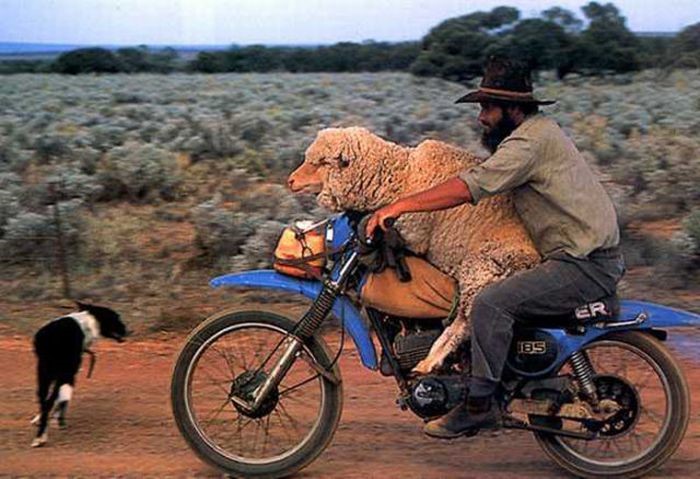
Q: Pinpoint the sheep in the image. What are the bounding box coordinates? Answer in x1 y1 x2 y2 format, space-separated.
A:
288 126 540 374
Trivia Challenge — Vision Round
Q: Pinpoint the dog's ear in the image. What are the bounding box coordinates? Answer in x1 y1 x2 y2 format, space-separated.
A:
75 301 90 312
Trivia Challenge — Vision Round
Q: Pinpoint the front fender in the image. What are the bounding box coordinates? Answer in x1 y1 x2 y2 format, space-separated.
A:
210 270 378 370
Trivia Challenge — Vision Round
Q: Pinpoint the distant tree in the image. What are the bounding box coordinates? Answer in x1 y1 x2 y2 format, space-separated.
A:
577 2 641 73
490 18 575 77
188 41 420 74
53 47 122 74
148 47 178 73
189 51 226 73
0 59 52 74
410 6 520 82
116 46 150 73
637 36 674 70
541 6 583 33
223 45 283 72
672 22 700 68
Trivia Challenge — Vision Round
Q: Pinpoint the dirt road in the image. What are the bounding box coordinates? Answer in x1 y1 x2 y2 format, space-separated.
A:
1 330 698 478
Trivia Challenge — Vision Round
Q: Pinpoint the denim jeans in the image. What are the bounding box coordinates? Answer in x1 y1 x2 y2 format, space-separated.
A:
469 248 626 396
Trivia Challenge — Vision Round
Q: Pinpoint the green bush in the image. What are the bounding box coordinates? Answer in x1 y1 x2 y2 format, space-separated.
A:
53 48 122 75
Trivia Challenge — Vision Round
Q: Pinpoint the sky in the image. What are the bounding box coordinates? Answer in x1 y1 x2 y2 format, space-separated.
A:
1 0 698 46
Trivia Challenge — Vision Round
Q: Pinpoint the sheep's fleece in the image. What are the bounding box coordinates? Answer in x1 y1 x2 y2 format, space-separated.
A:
288 127 540 374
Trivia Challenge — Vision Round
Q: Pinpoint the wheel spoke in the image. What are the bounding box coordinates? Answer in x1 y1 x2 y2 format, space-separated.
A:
549 337 677 468
279 374 320 398
201 397 235 428
178 317 334 464
210 344 237 378
196 366 233 396
277 400 303 436
639 405 664 426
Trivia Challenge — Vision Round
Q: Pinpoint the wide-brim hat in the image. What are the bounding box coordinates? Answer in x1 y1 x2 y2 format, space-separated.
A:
455 57 556 106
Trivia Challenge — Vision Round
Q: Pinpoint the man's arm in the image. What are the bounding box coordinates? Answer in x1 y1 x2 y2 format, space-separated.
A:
365 177 472 237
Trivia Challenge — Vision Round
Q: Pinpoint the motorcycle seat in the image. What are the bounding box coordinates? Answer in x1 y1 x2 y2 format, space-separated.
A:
518 294 620 329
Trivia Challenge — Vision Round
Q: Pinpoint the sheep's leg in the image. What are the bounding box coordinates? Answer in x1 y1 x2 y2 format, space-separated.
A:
413 254 509 375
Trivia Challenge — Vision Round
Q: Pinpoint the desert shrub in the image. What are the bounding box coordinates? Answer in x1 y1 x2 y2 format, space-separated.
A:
0 199 84 262
45 168 104 204
96 143 181 202
192 184 314 267
70 147 102 175
239 117 272 146
1 71 699 292
191 197 256 261
229 220 284 271
0 189 20 231
185 120 244 160
683 209 700 253
652 233 698 289
0 211 54 261
90 125 128 151
617 130 700 211
237 185 307 223
33 133 71 163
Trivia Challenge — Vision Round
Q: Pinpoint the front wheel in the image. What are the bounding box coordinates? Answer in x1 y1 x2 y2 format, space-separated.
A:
171 308 343 479
535 331 690 478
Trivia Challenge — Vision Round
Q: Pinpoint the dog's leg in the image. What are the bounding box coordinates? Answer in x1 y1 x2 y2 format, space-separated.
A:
53 383 73 428
413 254 509 375
33 372 61 448
32 361 50 442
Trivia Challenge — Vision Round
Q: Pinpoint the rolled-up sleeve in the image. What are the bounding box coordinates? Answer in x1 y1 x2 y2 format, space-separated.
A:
458 135 535 204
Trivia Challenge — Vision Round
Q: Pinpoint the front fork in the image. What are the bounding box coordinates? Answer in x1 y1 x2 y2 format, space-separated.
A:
235 251 360 412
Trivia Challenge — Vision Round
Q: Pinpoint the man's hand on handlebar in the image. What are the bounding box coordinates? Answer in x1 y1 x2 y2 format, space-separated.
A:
365 203 402 240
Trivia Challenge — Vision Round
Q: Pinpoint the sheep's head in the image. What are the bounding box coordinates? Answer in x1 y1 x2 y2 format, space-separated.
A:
288 127 406 211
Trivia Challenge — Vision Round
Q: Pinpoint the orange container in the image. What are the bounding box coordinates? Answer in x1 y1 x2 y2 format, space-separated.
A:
273 222 326 278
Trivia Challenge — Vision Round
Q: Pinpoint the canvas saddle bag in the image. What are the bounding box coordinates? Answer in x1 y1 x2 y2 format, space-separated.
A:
360 255 458 319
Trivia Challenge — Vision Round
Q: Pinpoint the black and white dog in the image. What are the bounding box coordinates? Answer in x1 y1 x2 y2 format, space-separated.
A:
31 302 127 447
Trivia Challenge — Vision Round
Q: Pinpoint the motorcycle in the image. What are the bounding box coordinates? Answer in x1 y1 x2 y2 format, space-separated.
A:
171 212 696 478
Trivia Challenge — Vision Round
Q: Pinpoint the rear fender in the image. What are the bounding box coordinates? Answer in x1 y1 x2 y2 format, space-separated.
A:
620 300 700 329
530 300 699 377
210 270 378 370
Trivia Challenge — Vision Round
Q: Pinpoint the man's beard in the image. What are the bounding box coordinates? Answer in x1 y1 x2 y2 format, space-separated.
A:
480 113 518 154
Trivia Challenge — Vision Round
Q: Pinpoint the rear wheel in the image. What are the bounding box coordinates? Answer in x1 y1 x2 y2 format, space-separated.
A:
171 308 343 478
535 331 690 478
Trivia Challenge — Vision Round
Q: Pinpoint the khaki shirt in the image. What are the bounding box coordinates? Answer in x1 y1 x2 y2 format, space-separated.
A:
459 114 620 259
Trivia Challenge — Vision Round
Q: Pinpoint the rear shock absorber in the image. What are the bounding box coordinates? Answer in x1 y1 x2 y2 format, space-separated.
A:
569 350 599 405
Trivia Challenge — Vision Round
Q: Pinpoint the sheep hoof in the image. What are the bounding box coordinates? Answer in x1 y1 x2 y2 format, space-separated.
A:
413 357 441 375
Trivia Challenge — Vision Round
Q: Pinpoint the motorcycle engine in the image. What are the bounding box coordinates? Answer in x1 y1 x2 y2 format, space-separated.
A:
379 315 444 376
406 375 467 419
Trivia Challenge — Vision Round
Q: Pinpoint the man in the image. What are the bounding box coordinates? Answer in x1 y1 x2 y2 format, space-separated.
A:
365 57 625 438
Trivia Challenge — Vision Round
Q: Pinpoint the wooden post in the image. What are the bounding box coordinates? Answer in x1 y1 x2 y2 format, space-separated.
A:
48 181 72 299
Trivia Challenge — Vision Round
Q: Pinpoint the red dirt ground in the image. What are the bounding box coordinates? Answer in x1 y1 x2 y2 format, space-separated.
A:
1 328 698 478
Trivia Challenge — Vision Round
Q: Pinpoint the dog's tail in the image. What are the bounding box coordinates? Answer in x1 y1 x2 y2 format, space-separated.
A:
85 349 96 378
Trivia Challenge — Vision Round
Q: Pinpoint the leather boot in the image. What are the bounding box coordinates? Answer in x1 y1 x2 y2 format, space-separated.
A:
423 395 500 439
